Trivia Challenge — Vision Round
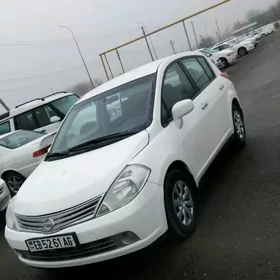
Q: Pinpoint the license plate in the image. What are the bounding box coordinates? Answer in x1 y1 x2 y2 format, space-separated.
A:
26 234 77 252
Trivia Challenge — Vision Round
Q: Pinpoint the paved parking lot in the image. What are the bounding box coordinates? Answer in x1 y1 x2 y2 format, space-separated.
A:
2 32 280 280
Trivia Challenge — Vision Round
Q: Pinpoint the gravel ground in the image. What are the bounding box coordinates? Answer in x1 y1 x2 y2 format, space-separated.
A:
1 32 280 280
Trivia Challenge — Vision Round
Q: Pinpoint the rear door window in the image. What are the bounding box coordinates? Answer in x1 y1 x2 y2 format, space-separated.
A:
180 57 211 92
197 57 216 80
0 121 11 135
15 111 38 131
34 105 59 127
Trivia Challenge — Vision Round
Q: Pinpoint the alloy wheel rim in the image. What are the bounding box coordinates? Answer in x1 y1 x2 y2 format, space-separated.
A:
172 180 194 226
8 176 23 194
234 111 245 140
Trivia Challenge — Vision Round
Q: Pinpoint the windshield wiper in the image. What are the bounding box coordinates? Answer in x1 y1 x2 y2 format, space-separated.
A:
68 131 137 152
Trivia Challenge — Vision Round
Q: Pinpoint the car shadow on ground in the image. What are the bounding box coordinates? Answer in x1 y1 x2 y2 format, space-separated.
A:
45 142 244 280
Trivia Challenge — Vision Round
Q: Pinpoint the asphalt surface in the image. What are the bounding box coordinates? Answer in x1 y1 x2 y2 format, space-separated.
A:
1 32 280 280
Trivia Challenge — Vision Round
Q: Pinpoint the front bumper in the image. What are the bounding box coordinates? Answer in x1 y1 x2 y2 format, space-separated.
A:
246 44 256 51
5 181 167 268
0 183 11 211
227 54 237 64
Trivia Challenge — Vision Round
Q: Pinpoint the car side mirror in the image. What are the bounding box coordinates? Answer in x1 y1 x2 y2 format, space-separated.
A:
206 53 211 57
172 100 194 129
50 116 61 123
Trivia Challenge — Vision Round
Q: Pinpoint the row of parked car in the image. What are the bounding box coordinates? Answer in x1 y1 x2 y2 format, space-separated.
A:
198 23 276 69
0 92 79 207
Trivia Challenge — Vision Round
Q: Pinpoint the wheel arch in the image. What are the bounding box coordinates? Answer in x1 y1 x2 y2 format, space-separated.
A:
164 160 198 190
232 98 244 118
1 170 24 180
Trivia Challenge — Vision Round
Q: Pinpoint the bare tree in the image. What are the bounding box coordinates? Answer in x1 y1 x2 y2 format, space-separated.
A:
67 78 104 97
199 36 215 48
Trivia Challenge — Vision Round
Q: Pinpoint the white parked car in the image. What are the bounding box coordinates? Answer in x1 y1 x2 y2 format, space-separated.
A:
0 130 56 195
258 24 276 36
200 48 237 68
5 52 246 269
0 179 10 211
0 92 79 136
213 38 256 57
198 49 223 69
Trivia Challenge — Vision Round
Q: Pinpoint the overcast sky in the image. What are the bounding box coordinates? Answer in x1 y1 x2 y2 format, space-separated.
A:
0 0 276 110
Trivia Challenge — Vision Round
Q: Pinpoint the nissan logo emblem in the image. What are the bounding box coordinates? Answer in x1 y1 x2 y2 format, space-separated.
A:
44 218 55 231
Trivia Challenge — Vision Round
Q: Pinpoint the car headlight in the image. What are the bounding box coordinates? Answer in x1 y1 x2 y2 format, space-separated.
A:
96 164 151 217
6 198 19 231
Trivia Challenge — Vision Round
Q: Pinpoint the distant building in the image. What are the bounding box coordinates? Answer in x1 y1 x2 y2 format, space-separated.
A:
231 22 259 36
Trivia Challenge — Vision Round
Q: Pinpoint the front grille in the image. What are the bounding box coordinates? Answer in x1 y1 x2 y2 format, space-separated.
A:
0 187 3 195
15 195 102 234
17 237 118 262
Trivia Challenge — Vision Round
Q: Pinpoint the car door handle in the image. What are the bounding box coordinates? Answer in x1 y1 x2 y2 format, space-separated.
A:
201 102 208 110
220 84 224 90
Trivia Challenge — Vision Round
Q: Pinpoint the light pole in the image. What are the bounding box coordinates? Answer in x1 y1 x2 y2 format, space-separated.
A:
170 40 176 54
141 26 154 62
137 22 158 60
191 21 199 49
58 25 94 88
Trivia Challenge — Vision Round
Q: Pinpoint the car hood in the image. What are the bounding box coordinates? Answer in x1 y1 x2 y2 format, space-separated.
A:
14 130 149 216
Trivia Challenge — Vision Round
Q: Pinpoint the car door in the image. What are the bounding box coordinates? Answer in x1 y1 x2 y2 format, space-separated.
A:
179 56 230 179
161 62 215 179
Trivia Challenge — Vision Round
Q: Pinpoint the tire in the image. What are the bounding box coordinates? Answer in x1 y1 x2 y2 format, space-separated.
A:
220 57 228 68
3 172 25 196
232 104 246 148
164 169 198 240
238 47 247 56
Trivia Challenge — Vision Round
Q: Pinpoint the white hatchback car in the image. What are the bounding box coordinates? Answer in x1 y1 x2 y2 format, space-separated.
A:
0 130 56 195
5 52 246 268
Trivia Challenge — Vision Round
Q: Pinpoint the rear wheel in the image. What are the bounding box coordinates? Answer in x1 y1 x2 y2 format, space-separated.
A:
164 169 198 240
232 105 246 148
238 47 247 56
3 172 25 196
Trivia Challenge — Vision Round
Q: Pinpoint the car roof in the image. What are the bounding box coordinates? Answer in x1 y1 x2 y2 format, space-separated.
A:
0 92 76 123
79 52 199 103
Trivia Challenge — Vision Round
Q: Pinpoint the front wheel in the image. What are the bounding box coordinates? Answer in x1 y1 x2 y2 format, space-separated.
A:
164 169 198 240
3 172 25 196
232 105 246 148
220 57 228 68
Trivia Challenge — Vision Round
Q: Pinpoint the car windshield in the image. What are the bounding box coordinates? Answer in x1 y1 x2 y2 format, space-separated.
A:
204 48 219 53
0 130 43 149
50 95 79 115
47 74 155 158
